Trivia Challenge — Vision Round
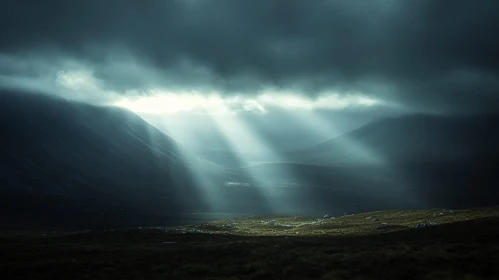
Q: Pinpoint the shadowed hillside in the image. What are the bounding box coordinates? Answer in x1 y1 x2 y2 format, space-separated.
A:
0 91 241 229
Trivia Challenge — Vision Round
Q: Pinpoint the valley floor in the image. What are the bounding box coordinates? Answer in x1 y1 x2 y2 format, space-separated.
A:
1 207 499 279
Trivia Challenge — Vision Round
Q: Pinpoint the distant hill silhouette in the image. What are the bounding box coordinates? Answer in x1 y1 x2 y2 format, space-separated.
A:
248 114 499 215
294 114 499 165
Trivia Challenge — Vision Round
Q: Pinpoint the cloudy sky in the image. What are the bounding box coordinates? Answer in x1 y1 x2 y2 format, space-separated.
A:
1 0 499 150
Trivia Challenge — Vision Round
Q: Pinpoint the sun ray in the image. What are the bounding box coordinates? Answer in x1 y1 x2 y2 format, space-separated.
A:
204 108 308 215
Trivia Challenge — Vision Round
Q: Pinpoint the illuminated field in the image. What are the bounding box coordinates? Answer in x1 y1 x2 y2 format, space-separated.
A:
167 206 499 237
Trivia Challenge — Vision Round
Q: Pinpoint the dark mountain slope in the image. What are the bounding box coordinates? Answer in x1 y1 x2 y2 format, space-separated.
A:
0 90 235 229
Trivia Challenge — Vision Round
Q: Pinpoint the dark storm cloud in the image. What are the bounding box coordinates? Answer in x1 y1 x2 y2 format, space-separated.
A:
1 0 499 112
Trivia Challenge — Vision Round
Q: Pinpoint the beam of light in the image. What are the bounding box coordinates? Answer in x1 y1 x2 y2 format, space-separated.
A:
204 106 306 215
135 110 273 215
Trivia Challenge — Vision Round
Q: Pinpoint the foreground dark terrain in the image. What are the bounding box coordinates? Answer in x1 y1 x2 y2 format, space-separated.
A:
1 207 499 279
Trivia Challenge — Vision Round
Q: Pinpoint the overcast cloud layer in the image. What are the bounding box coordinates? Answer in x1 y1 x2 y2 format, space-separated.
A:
1 0 499 113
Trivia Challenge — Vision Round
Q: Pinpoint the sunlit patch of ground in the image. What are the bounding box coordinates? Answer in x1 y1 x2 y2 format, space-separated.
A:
1 207 499 279
170 207 499 237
